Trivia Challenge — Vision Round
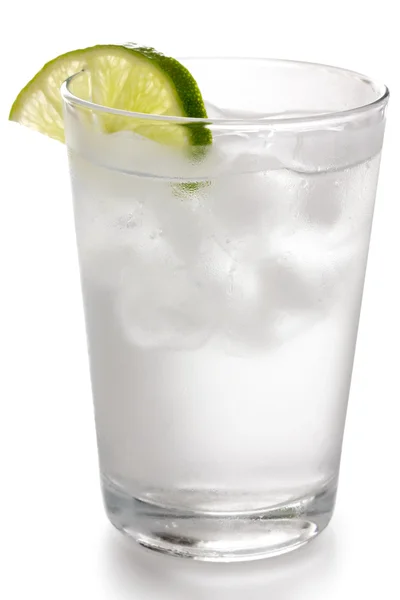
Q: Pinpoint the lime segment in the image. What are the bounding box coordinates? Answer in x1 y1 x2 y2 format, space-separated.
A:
9 44 211 147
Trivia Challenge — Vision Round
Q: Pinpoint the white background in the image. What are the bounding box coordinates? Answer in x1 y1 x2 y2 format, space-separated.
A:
1 1 399 598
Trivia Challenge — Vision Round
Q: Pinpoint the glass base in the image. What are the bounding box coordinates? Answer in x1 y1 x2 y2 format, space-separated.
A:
102 476 336 562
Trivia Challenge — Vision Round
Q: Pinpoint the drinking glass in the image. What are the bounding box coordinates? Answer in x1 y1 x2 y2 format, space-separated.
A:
61 58 389 561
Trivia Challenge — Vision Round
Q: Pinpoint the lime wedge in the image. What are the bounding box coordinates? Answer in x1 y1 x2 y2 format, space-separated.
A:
9 44 211 147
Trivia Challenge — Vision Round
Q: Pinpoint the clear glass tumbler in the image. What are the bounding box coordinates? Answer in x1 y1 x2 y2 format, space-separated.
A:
62 58 389 561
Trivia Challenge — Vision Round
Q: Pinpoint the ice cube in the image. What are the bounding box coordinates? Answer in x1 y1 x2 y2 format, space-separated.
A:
208 170 304 263
220 224 355 354
117 255 221 350
259 230 347 344
272 227 344 300
117 232 242 350
293 155 380 250
281 169 345 229
194 237 235 291
74 178 180 288
209 129 284 175
268 117 385 173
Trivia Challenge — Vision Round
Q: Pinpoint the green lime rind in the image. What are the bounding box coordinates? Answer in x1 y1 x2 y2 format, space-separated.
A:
9 44 212 148
124 44 212 147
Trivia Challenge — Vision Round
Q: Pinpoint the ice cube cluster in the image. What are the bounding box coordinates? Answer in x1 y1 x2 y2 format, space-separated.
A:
70 113 381 353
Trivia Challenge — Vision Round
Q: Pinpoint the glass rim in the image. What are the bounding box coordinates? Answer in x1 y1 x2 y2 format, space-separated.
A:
61 56 389 128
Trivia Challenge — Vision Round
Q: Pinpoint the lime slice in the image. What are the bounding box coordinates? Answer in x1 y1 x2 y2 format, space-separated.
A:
9 44 211 147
